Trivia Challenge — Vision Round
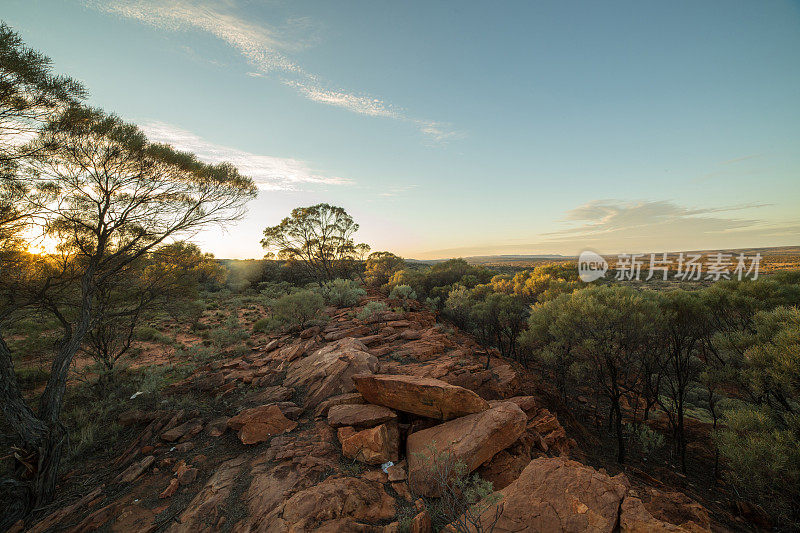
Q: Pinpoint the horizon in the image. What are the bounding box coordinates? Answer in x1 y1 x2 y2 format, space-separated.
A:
4 1 800 260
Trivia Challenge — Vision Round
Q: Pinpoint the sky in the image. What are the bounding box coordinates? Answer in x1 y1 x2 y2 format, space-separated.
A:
4 0 800 259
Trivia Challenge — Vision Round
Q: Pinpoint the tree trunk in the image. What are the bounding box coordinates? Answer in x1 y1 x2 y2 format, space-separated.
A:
613 398 625 463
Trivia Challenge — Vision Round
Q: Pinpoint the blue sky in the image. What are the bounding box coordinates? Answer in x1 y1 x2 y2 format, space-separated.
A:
4 0 800 259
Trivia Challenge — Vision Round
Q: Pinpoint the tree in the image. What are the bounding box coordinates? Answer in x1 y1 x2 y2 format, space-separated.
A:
0 106 255 523
655 290 707 473
524 285 657 463
364 251 405 289
261 203 369 282
83 242 223 373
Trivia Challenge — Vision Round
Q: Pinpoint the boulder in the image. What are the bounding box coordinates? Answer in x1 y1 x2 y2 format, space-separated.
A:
284 338 378 407
353 374 489 420
261 476 396 531
407 402 526 497
340 421 400 465
469 457 629 533
327 403 397 428
161 418 204 442
227 404 297 445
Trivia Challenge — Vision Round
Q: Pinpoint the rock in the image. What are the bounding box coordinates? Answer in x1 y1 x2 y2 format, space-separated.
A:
284 338 378 407
117 455 155 484
620 497 685 532
734 500 771 530
314 392 367 418
528 408 573 455
160 418 204 442
174 441 195 453
353 374 489 420
262 476 396 531
247 385 294 405
386 460 407 482
470 457 629 533
489 396 537 418
639 488 711 532
205 416 229 437
177 465 199 485
410 510 432 533
167 456 246 532
327 404 397 428
401 329 422 340
160 478 179 499
392 481 413 501
227 404 297 445
407 402 526 497
340 421 400 465
118 409 161 427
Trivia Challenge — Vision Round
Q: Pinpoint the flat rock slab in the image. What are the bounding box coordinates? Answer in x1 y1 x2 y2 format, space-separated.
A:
227 404 297 445
327 404 397 428
407 402 526 497
352 374 489 420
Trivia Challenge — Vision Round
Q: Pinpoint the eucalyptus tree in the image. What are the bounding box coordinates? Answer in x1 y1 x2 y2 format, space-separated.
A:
0 106 255 522
261 203 369 282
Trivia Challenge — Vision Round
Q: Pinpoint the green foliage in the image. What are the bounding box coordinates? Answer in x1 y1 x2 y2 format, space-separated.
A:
412 444 502 533
389 284 417 310
261 204 369 282
625 423 666 457
715 406 800 523
319 278 366 307
365 251 405 289
258 289 325 332
356 301 388 321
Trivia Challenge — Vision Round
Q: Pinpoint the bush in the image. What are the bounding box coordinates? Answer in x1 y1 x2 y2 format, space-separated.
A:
319 279 366 307
356 301 387 322
389 284 417 309
410 444 502 532
262 290 325 332
625 423 665 457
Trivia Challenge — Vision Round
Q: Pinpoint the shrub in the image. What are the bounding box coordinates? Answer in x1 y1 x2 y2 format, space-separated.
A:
133 326 173 344
263 289 325 332
410 444 502 532
356 301 388 322
389 284 417 310
319 279 366 307
625 423 665 457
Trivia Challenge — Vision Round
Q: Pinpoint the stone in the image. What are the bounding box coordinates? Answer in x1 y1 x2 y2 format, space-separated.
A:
340 421 400 465
160 418 204 442
117 455 155 484
314 392 367 418
227 404 297 445
205 417 228 437
386 460 407 482
410 510 432 533
284 338 378 407
264 476 396 531
469 457 629 533
407 402 526 497
353 374 489 420
327 403 397 428
160 478 179 499
176 464 199 485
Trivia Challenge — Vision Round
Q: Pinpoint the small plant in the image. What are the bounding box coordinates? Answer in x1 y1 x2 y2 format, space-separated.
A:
318 279 366 307
411 444 503 533
625 423 665 457
258 289 325 332
356 301 388 322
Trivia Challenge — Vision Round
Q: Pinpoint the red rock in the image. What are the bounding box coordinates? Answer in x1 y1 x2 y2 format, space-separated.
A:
160 478 179 499
386 461 407 482
177 467 199 485
470 457 629 533
160 418 204 442
353 374 489 420
262 476 396 531
407 402 526 497
283 338 378 407
314 392 367 418
140 445 154 454
340 421 400 465
117 455 155 484
327 403 397 428
227 404 297 445
401 329 422 340
410 510 432 533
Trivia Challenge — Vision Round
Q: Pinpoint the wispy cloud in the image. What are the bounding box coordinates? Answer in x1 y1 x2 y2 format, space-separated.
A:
141 121 353 191
86 0 461 143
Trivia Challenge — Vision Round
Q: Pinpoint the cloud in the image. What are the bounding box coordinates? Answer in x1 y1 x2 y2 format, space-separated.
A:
140 121 353 190
86 0 461 143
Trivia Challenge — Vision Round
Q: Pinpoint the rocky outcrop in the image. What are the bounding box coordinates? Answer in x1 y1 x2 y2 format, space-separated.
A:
284 338 378 407
353 374 489 420
407 402 526 496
